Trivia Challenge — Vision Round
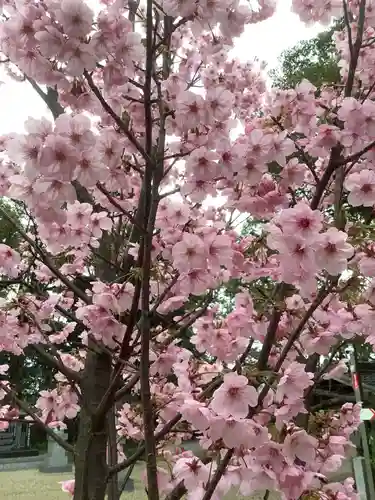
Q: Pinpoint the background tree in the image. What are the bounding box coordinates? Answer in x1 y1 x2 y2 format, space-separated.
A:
270 19 343 89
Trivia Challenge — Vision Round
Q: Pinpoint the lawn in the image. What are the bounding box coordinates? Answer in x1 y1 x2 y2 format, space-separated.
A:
0 468 146 500
0 467 275 499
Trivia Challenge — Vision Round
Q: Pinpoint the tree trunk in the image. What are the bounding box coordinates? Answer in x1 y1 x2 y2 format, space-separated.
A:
73 348 112 500
106 406 120 500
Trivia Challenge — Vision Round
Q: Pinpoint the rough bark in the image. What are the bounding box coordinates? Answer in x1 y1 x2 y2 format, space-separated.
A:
73 348 112 500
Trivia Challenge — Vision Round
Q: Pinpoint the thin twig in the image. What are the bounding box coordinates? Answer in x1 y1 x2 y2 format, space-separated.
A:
0 206 90 304
84 70 148 161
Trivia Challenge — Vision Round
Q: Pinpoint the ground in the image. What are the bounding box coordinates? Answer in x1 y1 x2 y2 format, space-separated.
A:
0 467 275 499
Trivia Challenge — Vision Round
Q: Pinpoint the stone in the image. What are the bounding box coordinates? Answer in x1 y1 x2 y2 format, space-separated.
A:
39 430 72 473
0 420 34 458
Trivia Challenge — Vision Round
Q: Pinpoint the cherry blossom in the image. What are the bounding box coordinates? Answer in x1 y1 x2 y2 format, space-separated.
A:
0 1 370 499
211 373 258 419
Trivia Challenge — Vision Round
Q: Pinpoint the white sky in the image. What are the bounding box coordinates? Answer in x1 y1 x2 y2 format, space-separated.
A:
0 0 323 135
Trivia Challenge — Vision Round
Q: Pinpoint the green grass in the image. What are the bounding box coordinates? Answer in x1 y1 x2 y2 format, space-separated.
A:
0 468 147 500
0 467 275 499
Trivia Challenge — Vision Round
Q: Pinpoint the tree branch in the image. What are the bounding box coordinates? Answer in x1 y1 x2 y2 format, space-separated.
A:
140 2 159 497
202 449 234 500
0 383 74 454
0 206 91 304
25 77 64 119
31 344 81 384
84 70 148 161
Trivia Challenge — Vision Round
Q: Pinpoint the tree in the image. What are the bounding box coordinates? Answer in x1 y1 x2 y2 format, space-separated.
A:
270 19 342 89
0 1 374 500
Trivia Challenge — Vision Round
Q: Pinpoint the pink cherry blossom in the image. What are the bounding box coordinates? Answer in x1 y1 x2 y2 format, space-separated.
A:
0 245 21 278
0 2 369 499
55 0 94 38
211 373 258 419
315 227 354 275
60 479 75 496
277 202 323 240
283 429 318 464
172 233 207 272
345 169 375 206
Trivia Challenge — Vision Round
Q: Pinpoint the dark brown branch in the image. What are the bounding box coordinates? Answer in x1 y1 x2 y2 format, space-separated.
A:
25 77 64 119
201 449 234 500
342 0 354 59
164 482 186 500
274 282 335 372
84 70 148 161
338 139 375 166
114 373 140 402
257 282 286 371
140 1 159 497
154 16 192 52
271 117 319 184
344 0 366 98
310 145 342 210
32 344 81 383
96 183 146 234
311 395 356 411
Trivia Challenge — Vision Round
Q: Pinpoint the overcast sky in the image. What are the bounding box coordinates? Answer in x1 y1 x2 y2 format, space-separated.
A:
0 0 323 134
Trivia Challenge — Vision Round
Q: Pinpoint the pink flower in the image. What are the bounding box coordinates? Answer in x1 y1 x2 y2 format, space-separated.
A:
115 32 143 65
0 245 21 278
55 0 94 38
280 158 306 190
338 97 364 130
55 114 94 151
359 254 375 277
278 466 314 500
60 479 75 496
344 169 375 207
315 227 354 275
276 362 313 403
96 129 123 168
66 202 92 229
307 124 340 157
6 134 43 175
163 0 197 17
323 359 348 380
203 230 233 271
36 389 58 416
246 128 272 160
63 40 97 76
173 456 210 490
180 399 212 431
211 373 258 419
268 130 295 166
177 269 213 296
35 26 65 59
283 429 318 464
172 233 207 272
277 202 323 240
205 87 234 122
90 212 112 238
175 91 206 131
185 147 220 181
40 134 78 181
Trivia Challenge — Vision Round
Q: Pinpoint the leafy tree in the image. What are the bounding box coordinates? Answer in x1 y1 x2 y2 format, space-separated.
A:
270 20 343 89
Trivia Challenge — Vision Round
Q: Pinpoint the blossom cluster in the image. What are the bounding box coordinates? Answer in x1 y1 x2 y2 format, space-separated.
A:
0 0 373 499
